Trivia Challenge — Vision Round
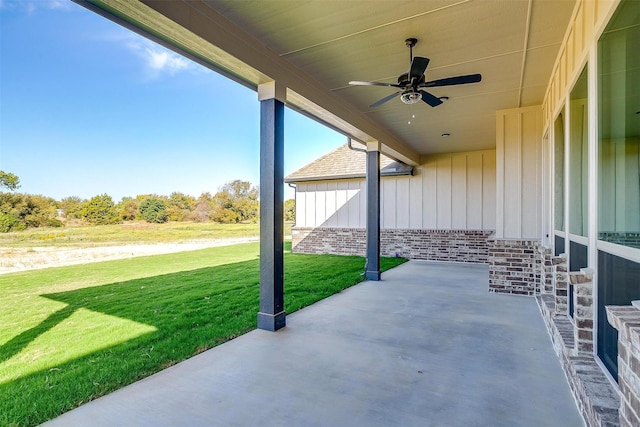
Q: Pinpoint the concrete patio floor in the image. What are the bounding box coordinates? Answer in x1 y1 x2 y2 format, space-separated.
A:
44 260 584 427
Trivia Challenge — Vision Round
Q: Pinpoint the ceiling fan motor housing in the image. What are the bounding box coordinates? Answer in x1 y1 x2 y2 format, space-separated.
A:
398 73 425 87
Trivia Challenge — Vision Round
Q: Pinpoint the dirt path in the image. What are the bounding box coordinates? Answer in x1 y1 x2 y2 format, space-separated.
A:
0 237 260 275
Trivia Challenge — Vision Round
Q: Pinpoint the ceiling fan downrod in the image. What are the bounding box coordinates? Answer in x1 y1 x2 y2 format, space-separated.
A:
405 38 418 63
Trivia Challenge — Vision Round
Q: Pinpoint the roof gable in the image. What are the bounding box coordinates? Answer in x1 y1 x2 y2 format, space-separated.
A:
285 142 408 183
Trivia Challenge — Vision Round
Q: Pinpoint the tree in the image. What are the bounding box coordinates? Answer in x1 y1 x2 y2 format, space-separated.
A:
23 195 59 228
59 196 85 219
191 193 213 222
79 194 120 225
211 180 259 224
0 192 59 232
118 197 139 221
167 192 195 222
0 171 20 191
168 192 195 210
284 199 295 222
0 193 26 232
139 197 169 223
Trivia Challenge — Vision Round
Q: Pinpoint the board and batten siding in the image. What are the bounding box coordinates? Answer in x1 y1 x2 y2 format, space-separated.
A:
496 106 543 239
295 149 496 230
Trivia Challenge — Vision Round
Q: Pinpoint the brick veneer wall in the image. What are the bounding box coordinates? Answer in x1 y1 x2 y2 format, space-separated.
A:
292 227 365 256
539 294 620 427
538 246 554 294
606 301 640 427
291 227 494 263
606 303 640 427
381 229 493 263
569 269 594 356
487 239 539 295
553 254 569 314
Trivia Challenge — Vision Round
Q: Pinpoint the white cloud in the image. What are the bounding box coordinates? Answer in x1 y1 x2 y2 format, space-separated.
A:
145 47 190 74
121 32 196 79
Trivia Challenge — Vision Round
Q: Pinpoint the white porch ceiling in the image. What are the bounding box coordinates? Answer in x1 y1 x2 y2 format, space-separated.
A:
92 0 576 162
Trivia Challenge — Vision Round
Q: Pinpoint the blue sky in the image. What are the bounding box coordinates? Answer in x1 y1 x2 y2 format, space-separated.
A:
0 0 345 201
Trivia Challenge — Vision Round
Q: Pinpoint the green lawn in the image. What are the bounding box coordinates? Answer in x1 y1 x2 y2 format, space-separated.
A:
0 221 277 249
0 242 406 427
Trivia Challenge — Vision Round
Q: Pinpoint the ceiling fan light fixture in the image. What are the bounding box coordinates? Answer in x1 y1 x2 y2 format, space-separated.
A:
400 91 422 104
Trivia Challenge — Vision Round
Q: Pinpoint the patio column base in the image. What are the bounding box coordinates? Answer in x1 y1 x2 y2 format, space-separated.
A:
257 311 286 331
365 270 381 281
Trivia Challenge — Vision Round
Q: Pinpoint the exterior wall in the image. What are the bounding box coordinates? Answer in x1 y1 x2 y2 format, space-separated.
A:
538 2 630 427
495 106 543 239
295 180 365 229
294 149 495 231
292 227 493 264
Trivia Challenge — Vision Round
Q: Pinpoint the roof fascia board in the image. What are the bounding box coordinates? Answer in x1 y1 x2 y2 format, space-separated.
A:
285 169 412 184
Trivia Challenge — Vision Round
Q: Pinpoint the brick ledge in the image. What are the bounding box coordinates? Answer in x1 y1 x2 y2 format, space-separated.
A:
538 295 620 427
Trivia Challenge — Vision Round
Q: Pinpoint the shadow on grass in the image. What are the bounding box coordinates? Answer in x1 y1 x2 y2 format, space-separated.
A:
0 306 76 364
0 249 406 427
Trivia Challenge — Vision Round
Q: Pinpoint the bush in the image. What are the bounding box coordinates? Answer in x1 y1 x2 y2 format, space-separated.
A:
0 192 58 231
46 218 65 228
0 213 23 232
79 194 120 225
139 197 168 223
118 198 139 221
58 196 85 219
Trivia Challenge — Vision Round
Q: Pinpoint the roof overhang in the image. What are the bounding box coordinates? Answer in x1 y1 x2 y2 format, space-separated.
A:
75 0 576 166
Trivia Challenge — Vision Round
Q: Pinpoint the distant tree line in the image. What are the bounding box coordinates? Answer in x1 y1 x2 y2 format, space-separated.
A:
0 172 295 233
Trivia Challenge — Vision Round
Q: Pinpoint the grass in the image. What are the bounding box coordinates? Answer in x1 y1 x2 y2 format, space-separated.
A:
0 222 295 249
0 242 406 427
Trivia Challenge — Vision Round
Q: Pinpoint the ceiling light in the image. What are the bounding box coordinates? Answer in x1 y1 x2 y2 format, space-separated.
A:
400 91 422 104
441 133 450 137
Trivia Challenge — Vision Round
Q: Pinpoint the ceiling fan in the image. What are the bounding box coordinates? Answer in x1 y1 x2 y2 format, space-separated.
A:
349 38 482 108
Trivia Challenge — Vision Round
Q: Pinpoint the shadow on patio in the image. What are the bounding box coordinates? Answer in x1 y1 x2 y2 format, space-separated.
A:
43 261 583 427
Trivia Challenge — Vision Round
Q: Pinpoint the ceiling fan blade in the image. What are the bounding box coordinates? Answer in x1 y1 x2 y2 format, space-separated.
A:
422 74 482 87
419 90 443 107
409 56 430 79
370 91 403 108
349 80 401 88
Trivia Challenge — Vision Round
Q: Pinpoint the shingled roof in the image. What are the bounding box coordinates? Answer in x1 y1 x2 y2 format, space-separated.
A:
285 142 412 183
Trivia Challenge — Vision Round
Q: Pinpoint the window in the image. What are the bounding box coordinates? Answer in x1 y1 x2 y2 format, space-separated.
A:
596 0 640 379
598 1 640 249
569 67 589 237
597 251 640 379
554 113 565 232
